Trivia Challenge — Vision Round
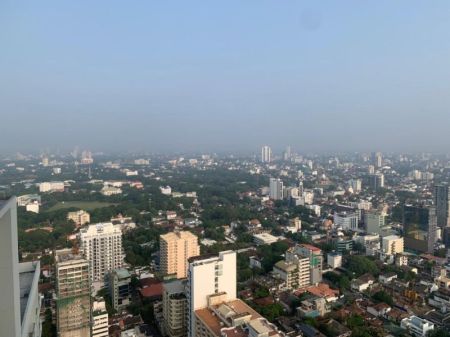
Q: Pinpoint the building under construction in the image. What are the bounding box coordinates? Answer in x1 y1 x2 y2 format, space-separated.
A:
55 248 91 337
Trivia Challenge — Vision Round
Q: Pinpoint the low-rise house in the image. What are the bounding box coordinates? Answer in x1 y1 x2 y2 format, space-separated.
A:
297 324 326 337
401 315 434 337
321 319 351 337
297 283 339 303
249 255 263 269
423 310 450 330
367 302 391 318
436 269 450 289
379 272 398 284
429 288 450 311
297 296 328 318
386 307 409 324
351 274 376 292
101 186 122 196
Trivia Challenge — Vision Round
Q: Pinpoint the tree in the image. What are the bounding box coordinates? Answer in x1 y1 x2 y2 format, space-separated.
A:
41 308 56 337
372 290 394 306
257 303 284 321
428 329 450 337
323 271 350 291
345 255 379 277
347 314 364 329
254 287 270 299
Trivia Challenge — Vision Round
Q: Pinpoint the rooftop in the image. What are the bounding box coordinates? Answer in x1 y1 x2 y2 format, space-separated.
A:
195 299 261 337
55 248 85 263
300 243 322 253
114 268 131 279
274 260 297 272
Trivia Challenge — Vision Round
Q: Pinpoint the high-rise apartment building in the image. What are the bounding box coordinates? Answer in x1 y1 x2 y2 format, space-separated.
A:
291 244 323 285
67 210 90 227
187 251 236 337
347 179 362 193
261 145 272 163
55 249 91 337
160 231 200 279
434 184 450 228
269 178 284 200
0 197 42 337
163 279 188 337
372 152 382 168
273 256 310 290
109 268 132 311
365 212 386 234
188 250 286 337
80 222 124 282
273 244 323 289
283 145 291 161
369 173 385 190
403 205 437 253
92 300 109 337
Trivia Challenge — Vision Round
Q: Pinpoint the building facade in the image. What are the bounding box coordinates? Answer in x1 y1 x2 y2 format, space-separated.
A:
261 145 272 163
92 300 109 337
403 205 437 253
55 249 91 337
67 210 90 227
434 184 450 228
382 235 404 255
80 222 124 281
0 197 42 337
273 244 323 289
163 279 188 337
269 178 284 200
160 231 200 279
109 268 132 311
334 212 359 231
187 251 236 337
365 212 385 234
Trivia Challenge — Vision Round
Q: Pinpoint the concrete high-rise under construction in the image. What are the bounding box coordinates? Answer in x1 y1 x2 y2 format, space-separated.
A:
55 249 91 337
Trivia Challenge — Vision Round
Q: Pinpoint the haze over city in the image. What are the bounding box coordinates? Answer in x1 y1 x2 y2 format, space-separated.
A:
2 1 450 154
6 3 450 337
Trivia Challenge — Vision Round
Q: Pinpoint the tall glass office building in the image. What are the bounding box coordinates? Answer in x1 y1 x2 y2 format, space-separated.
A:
403 205 437 253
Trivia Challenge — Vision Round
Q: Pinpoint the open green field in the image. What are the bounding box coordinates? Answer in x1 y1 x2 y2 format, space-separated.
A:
47 201 117 212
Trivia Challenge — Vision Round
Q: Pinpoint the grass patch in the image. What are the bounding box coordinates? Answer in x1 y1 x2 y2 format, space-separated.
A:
47 201 117 212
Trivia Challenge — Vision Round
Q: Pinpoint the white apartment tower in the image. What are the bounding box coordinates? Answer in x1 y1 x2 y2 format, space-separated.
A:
187 251 236 337
80 222 124 281
261 145 272 163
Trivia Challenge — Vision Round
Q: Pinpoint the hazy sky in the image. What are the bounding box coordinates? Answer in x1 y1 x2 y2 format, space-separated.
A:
1 1 450 154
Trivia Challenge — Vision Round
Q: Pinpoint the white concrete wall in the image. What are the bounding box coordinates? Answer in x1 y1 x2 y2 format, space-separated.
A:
0 197 21 337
